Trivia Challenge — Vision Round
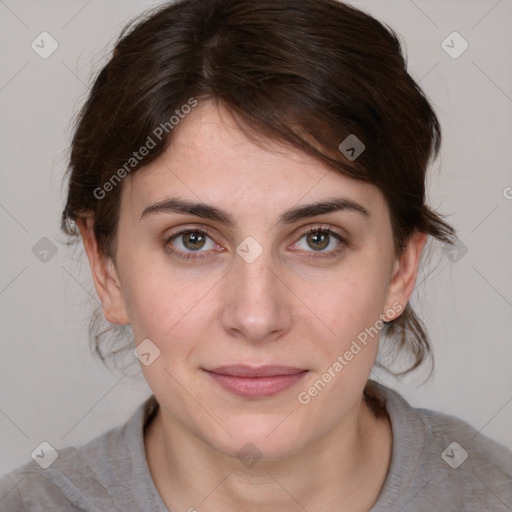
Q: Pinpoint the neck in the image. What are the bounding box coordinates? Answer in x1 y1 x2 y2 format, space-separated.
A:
144 394 392 511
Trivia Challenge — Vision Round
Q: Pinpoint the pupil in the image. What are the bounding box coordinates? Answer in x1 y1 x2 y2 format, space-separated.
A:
308 231 328 250
184 232 205 250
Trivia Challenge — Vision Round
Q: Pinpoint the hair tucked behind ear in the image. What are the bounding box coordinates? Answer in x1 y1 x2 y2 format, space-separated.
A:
382 304 433 376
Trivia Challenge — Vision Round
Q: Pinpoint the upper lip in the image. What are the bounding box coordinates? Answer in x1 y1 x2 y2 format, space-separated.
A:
205 365 308 377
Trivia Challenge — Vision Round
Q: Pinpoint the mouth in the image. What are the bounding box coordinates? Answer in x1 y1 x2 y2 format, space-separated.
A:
203 365 309 398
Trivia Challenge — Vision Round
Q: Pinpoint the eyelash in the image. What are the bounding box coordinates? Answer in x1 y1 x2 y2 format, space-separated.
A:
164 225 346 261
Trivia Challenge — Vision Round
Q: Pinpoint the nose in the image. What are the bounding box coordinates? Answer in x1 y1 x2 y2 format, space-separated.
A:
220 248 293 344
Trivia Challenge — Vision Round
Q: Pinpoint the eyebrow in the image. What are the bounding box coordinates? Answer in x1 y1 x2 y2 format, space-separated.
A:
139 197 370 225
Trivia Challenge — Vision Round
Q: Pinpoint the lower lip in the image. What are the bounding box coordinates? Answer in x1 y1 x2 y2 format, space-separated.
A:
205 371 308 398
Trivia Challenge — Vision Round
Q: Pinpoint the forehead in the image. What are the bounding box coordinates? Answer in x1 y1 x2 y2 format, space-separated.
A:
122 101 387 220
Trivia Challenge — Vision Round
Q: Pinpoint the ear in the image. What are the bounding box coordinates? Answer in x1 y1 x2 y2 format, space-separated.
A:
76 216 130 325
383 231 427 321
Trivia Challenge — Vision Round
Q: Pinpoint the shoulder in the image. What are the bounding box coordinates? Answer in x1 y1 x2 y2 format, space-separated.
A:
0 426 125 512
370 381 512 511
0 444 110 511
406 393 512 476
0 395 160 512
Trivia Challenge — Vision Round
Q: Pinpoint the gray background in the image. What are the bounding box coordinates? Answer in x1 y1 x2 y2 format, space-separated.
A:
1 0 511 478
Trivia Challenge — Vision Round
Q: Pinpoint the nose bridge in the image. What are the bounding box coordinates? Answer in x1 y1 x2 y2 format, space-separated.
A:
220 242 291 341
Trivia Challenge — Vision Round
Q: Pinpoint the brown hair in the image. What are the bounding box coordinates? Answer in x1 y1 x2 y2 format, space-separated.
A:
61 0 455 374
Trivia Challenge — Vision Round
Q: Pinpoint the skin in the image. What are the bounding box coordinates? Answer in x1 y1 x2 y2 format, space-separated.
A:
78 101 426 511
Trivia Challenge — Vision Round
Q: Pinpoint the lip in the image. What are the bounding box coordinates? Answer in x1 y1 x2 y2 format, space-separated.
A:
204 365 308 398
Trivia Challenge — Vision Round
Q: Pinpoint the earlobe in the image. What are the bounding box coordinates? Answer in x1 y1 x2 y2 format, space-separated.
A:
76 216 130 325
383 231 427 320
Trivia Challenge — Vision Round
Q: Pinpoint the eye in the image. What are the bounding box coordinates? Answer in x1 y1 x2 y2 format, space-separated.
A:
165 229 221 260
291 227 345 258
165 225 346 262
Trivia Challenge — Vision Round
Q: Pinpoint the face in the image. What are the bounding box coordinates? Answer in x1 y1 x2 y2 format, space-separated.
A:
82 101 424 460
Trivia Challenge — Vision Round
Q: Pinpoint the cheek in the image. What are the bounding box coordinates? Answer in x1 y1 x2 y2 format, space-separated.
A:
301 259 392 344
127 275 199 339
120 258 219 361
293 272 389 420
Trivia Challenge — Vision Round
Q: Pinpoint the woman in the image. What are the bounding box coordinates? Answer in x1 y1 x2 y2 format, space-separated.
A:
1 0 511 510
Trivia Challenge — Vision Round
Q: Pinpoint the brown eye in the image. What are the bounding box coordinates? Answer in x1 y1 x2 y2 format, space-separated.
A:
165 228 222 261
291 227 346 260
306 231 330 251
181 231 207 251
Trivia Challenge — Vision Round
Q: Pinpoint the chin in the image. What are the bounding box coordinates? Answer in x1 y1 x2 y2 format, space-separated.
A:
200 414 308 463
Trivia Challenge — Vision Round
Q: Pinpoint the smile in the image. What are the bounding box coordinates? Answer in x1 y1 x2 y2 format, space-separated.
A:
204 365 309 398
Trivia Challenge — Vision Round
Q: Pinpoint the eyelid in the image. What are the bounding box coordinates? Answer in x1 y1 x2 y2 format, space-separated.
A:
165 224 223 244
163 225 225 260
164 223 348 262
288 224 346 257
297 224 345 239
165 223 346 243
290 223 346 244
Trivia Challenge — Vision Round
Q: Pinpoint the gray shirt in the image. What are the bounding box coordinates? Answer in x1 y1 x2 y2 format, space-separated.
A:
1 381 511 511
